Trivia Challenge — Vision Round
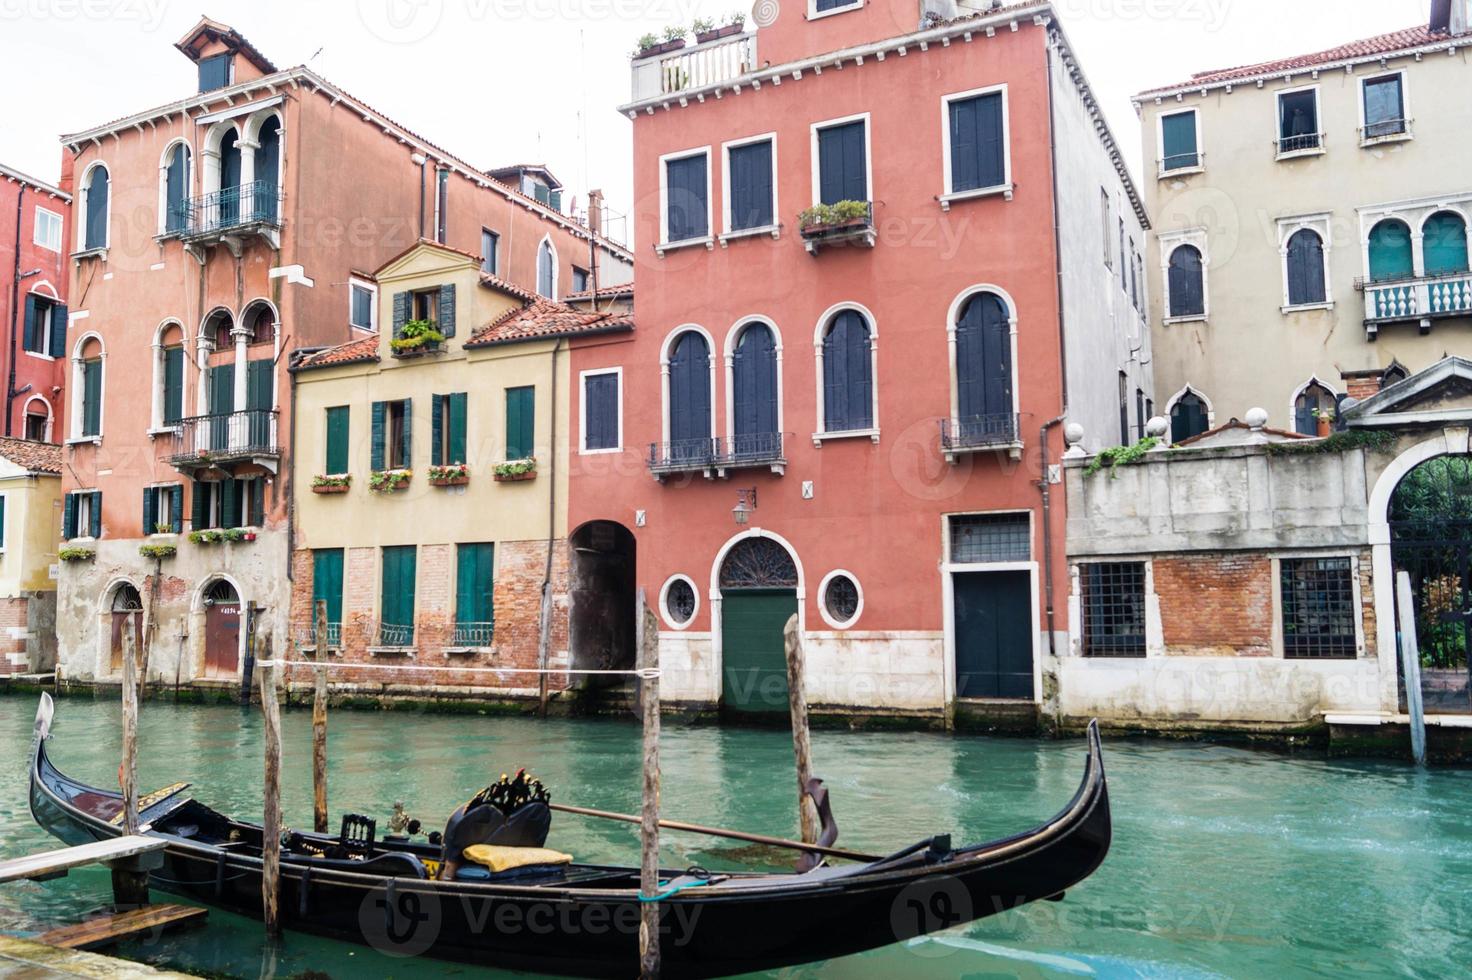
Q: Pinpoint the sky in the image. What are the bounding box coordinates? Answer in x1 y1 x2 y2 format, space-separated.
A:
0 0 1435 220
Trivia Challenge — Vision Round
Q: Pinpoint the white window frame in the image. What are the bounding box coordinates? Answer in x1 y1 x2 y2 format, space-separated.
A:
939 84 1014 208
71 490 98 541
1287 376 1339 436
942 509 1044 703
659 573 700 631
719 132 780 242
1358 71 1412 147
723 316 786 459
811 301 880 445
68 331 105 445
579 366 624 455
146 483 181 536
1275 84 1326 161
1155 107 1203 178
21 394 53 442
348 276 378 332
943 285 1021 460
659 325 719 447
155 139 193 237
816 569 864 630
1158 227 1210 324
1163 384 1216 445
1277 213 1334 313
75 161 111 257
33 206 63 253
807 0 862 20
481 227 500 276
1100 188 1113 269
657 146 714 254
536 235 560 299
808 113 873 208
23 290 59 360
1069 558 1162 660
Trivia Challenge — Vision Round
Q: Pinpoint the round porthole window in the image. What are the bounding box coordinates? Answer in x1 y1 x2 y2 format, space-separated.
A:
820 571 862 629
663 576 698 628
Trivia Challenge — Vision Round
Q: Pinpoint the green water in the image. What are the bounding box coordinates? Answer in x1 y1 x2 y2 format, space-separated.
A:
1 696 1469 979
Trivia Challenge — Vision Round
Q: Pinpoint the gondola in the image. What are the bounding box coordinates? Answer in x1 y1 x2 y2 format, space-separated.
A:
27 694 1111 978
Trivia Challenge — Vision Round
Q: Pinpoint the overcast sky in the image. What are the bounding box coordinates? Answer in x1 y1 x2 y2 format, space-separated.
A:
0 0 1433 217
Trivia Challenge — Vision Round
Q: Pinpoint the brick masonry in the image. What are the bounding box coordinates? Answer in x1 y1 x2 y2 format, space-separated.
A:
1154 554 1275 657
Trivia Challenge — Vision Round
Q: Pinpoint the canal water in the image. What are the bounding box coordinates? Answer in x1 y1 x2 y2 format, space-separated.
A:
1 695 1469 978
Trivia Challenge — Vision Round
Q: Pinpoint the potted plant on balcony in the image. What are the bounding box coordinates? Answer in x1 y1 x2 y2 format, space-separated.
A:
59 547 95 563
429 463 470 487
493 459 537 483
390 319 445 357
635 25 687 59
799 200 873 240
370 469 413 493
312 474 352 495
695 12 744 43
1312 407 1336 438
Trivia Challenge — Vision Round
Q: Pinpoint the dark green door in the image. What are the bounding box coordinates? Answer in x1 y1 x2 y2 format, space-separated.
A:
954 571 1033 699
209 363 234 448
721 588 797 716
247 359 273 447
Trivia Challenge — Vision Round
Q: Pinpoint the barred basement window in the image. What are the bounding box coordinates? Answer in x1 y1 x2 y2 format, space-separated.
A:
664 578 696 626
950 513 1030 564
1280 557 1357 659
1081 562 1147 658
821 573 861 628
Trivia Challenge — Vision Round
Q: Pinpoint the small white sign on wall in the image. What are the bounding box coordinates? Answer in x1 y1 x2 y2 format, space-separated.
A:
48 564 59 580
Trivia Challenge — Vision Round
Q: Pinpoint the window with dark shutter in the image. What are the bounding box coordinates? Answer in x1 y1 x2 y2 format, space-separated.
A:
49 303 67 359
571 267 589 293
1167 245 1205 318
815 0 860 14
1159 110 1199 172
325 406 350 474
379 545 417 646
438 283 456 338
1362 74 1406 140
1277 89 1321 152
1293 382 1334 436
664 153 709 242
455 543 495 645
817 120 867 205
954 293 1012 439
164 143 190 234
481 229 499 275
537 241 556 298
667 333 711 459
22 295 47 355
1170 392 1209 443
948 92 1005 194
84 167 108 251
728 140 773 231
432 394 467 465
505 387 535 461
821 310 873 432
1285 229 1327 307
163 346 184 424
81 359 103 437
583 373 619 452
1368 219 1414 282
731 323 778 456
1118 372 1130 446
350 282 375 331
313 549 345 640
198 53 232 92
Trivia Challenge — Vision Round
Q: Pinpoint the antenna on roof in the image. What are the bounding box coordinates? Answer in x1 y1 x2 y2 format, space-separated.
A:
309 46 324 61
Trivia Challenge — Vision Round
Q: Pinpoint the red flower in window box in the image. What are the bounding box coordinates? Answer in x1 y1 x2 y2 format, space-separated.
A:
493 459 537 482
428 464 470 487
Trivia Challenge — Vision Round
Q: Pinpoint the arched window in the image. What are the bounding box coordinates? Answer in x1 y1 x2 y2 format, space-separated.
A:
1285 229 1326 306
821 309 873 433
1368 219 1414 282
253 115 281 222
1167 245 1205 318
1422 211 1469 277
240 303 275 346
203 309 234 351
731 322 778 458
537 239 556 298
1294 381 1335 435
73 336 104 439
23 397 52 443
162 143 191 234
954 291 1014 443
667 331 712 461
1170 390 1209 443
156 322 186 429
219 126 242 227
83 165 109 251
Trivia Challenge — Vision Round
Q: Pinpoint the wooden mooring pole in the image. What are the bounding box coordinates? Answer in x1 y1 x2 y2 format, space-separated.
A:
636 589 661 979
312 600 330 834
259 631 283 937
112 614 149 908
1396 572 1428 766
783 615 820 848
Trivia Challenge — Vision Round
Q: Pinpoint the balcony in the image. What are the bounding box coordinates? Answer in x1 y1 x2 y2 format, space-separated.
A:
1274 132 1325 161
799 201 876 255
449 622 496 651
167 410 281 472
371 622 416 652
941 414 1023 462
295 622 342 652
721 432 787 475
1359 118 1413 147
173 181 283 254
630 32 757 103
1359 272 1472 338
648 438 719 479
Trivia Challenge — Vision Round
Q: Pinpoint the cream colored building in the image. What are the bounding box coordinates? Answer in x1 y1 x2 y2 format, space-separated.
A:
288 241 632 695
1134 10 1472 440
0 439 62 674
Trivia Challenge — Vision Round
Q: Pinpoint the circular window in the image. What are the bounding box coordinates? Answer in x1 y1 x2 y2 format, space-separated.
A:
662 576 698 629
819 571 862 629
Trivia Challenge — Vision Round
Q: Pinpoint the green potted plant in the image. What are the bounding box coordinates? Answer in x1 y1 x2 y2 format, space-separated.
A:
428 463 471 487
153 522 173 535
1312 407 1335 438
370 469 413 493
59 547 95 563
390 318 446 357
493 458 538 483
139 543 177 560
312 474 352 494
189 529 225 545
635 25 687 59
695 12 744 42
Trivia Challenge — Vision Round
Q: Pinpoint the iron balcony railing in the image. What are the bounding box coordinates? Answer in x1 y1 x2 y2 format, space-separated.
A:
377 622 415 648
174 180 282 239
941 414 1021 452
296 622 342 649
721 432 785 468
167 409 280 465
1360 118 1411 142
1275 132 1324 156
452 622 496 648
648 437 720 474
1159 150 1203 174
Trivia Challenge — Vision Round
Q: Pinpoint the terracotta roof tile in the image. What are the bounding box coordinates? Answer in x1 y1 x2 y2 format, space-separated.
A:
0 437 61 474
467 298 633 348
562 284 634 302
293 335 380 371
480 273 538 303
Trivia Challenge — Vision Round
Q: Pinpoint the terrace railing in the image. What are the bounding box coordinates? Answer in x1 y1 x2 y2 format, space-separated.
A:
175 181 283 240
167 410 279 467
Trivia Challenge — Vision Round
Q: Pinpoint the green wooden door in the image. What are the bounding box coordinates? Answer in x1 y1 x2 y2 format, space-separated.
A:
721 588 797 716
312 549 344 634
380 546 417 645
455 543 495 647
208 363 234 448
246 359 273 447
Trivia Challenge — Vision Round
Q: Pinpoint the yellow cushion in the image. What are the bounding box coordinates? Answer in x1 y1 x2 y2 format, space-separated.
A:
462 844 573 873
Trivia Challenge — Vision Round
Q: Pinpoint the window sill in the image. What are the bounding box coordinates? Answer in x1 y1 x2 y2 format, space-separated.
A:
153 231 184 245
70 247 108 263
579 446 623 456
297 645 343 657
1158 165 1205 180
367 646 417 658
655 236 715 256
65 436 102 447
1162 315 1206 326
444 646 495 656
719 225 781 246
1281 301 1334 314
806 0 862 20
812 427 880 447
1359 133 1412 149
1275 146 1326 162
938 184 1014 210
147 426 182 438
23 351 57 362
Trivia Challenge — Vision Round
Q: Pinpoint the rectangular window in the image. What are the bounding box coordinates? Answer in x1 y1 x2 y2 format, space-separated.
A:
571 266 590 294
663 151 709 243
431 393 467 466
163 346 184 425
379 545 417 647
312 548 345 644
34 207 62 252
198 53 232 92
1100 189 1112 268
1362 74 1406 140
581 370 621 452
1135 389 1146 441
454 543 495 647
1118 371 1130 445
1081 562 1147 658
435 167 449 244
481 228 499 275
1281 557 1357 659
814 0 860 10
412 289 438 324
1277 89 1321 154
191 477 263 530
946 90 1007 194
0 495 5 549
324 406 350 474
815 118 868 205
350 280 376 331
63 490 102 540
505 386 535 461
1119 219 1127 292
370 399 412 471
22 295 58 356
142 484 183 535
727 137 774 231
1159 110 1200 172
949 513 1030 564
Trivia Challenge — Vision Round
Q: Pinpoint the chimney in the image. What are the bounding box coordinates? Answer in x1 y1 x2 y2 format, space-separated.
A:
587 188 604 236
1456 0 1470 34
1430 0 1468 34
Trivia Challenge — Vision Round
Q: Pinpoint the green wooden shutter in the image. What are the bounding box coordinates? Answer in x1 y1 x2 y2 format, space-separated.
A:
50 304 68 359
62 493 77 540
142 487 157 534
88 491 102 538
209 363 234 414
82 360 102 436
505 386 534 461
191 480 209 529
392 292 409 335
170 485 184 533
163 347 184 424
449 393 467 465
370 401 386 471
401 399 413 464
22 296 38 353
0 496 6 550
455 543 494 626
381 546 417 636
249 478 265 526
313 549 344 626
221 478 239 528
325 407 349 474
438 284 456 338
431 395 444 467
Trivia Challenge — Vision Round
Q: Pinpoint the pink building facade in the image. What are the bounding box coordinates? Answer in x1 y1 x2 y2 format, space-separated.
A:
1 162 70 443
567 0 1150 724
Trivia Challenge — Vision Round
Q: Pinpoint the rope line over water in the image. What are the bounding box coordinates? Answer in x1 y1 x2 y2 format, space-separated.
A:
256 659 660 679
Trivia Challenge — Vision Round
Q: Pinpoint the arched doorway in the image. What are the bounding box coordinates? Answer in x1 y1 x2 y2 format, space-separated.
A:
1391 455 1472 712
108 584 143 674
718 536 799 718
568 521 637 687
202 579 242 679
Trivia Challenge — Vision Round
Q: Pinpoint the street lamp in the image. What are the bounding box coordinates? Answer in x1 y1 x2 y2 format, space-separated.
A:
732 488 757 526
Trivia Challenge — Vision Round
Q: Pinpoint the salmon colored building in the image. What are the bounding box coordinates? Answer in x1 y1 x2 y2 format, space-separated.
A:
567 0 1151 724
1 162 70 443
54 19 630 689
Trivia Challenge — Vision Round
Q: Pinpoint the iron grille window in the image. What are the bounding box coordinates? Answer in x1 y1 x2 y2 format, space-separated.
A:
823 575 860 624
1081 562 1147 658
1280 558 1357 659
665 579 696 625
950 514 1030 564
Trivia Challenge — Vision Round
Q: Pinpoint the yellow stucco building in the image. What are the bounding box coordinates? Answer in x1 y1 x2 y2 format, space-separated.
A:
0 438 62 675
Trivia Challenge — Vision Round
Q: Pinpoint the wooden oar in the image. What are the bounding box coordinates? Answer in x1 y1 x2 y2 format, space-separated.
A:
549 803 881 863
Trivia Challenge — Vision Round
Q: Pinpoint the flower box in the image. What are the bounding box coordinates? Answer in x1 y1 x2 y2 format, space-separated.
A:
493 460 537 483
797 201 876 253
430 476 470 487
370 470 413 493
634 37 686 59
390 340 442 359
695 24 743 43
494 471 535 483
59 547 95 563
139 544 177 560
428 464 470 487
312 482 351 495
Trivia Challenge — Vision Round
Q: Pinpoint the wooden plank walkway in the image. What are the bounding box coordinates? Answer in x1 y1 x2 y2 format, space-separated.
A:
0 934 195 977
0 836 165 885
33 905 207 951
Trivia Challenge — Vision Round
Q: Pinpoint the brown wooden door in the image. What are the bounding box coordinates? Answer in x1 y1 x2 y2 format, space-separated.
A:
204 601 241 678
109 613 143 674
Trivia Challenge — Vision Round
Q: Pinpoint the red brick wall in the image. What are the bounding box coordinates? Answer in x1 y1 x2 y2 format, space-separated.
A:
1154 555 1274 657
0 597 28 671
